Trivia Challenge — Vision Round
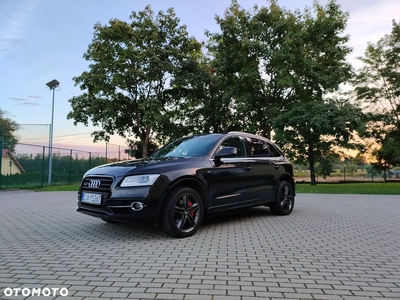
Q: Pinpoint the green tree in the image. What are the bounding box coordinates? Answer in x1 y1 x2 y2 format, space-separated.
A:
270 0 356 185
68 6 202 158
273 98 363 184
205 2 256 134
354 19 400 169
175 56 240 135
371 130 400 179
0 109 19 153
206 1 299 137
125 139 159 158
160 52 232 137
206 1 358 185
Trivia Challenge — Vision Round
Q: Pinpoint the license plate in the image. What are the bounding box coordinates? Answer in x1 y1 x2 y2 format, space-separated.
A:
81 192 102 205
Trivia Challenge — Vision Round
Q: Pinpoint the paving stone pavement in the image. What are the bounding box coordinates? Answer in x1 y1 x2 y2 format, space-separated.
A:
0 190 399 300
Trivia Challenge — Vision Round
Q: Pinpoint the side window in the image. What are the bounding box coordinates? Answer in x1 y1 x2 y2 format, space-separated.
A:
219 137 246 157
268 143 283 157
247 137 281 157
248 138 270 157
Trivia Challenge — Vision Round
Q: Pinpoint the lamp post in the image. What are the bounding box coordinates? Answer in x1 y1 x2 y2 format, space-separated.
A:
46 79 60 184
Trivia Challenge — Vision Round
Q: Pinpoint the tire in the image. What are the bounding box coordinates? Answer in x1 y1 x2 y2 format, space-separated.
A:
269 181 295 215
160 187 204 238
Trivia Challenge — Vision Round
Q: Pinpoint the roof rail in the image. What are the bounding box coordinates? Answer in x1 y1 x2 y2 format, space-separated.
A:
227 131 271 140
227 131 248 135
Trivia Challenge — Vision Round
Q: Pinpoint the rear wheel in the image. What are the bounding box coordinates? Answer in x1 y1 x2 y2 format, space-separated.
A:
269 181 294 215
161 187 203 238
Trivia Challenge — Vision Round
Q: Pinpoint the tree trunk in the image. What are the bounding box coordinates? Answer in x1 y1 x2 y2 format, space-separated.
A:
141 125 151 159
308 144 317 185
262 124 272 140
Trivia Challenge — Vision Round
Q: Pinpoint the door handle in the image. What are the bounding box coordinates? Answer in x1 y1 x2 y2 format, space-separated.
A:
245 166 252 170
274 165 280 169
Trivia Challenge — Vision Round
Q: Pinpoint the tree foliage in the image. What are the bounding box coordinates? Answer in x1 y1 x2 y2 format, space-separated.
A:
0 109 19 153
273 97 363 183
204 0 356 184
205 1 299 137
354 19 400 168
66 0 387 185
125 139 159 159
270 0 357 184
68 6 202 157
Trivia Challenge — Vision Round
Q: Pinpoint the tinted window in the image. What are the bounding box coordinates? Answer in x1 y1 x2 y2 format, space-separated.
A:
219 136 246 157
268 143 283 157
151 135 222 158
247 138 282 157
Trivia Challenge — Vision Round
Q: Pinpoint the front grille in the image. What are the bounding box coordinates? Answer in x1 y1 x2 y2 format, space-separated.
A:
79 176 151 217
82 176 113 191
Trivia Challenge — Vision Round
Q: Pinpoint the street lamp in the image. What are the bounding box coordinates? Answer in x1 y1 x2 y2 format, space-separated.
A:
46 79 60 184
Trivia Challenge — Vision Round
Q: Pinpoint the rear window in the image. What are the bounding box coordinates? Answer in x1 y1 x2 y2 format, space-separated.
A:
247 137 282 157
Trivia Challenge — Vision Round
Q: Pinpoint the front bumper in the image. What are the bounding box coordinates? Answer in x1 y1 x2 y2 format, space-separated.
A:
77 187 158 223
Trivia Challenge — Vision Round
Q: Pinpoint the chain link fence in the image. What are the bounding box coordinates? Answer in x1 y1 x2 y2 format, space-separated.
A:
1 139 399 189
0 141 130 189
294 163 400 183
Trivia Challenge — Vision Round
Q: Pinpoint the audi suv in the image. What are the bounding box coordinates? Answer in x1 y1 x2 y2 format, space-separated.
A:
76 132 295 238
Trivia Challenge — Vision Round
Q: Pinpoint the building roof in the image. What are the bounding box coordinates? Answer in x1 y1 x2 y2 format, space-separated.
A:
2 149 26 173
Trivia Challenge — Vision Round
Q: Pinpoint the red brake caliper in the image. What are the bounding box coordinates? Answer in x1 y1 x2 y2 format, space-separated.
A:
188 200 194 217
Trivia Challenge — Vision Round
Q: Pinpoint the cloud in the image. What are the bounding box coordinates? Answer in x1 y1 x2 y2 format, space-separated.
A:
21 102 40 107
0 109 11 115
28 95 42 99
348 6 394 43
9 97 40 107
0 1 39 60
343 0 399 67
0 38 24 58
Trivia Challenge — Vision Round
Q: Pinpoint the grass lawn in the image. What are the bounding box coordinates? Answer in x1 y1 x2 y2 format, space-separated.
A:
296 182 400 195
28 182 400 195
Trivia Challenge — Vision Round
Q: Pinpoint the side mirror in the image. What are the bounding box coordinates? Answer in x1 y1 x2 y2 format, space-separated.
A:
214 147 237 159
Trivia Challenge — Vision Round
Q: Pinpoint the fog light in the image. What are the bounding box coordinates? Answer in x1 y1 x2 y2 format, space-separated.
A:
131 202 145 211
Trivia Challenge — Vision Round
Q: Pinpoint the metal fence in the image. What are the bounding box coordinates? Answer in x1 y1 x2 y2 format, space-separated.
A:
294 164 400 183
1 140 399 189
0 142 130 189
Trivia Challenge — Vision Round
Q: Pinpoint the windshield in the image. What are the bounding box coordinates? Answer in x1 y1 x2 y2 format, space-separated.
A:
151 135 222 158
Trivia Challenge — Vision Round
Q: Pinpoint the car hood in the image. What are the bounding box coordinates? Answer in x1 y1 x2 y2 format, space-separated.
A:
84 156 205 177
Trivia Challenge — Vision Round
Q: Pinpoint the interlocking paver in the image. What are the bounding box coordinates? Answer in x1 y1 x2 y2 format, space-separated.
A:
0 190 400 299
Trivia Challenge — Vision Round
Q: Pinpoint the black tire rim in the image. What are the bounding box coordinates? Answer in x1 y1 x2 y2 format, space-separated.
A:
173 193 201 233
280 185 294 212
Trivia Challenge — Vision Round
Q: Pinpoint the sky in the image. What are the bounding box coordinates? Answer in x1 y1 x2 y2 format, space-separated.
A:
1 0 399 154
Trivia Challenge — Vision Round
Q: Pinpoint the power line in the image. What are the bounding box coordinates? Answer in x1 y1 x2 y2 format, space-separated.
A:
53 132 94 138
20 132 94 141
18 128 129 148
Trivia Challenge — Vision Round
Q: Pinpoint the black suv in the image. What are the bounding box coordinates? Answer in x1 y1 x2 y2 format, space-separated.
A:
77 132 295 238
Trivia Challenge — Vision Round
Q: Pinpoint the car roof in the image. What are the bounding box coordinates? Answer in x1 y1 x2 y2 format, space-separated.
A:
187 131 273 143
226 131 272 142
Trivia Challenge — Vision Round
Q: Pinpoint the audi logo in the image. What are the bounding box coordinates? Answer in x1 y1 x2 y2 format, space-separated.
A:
88 179 101 188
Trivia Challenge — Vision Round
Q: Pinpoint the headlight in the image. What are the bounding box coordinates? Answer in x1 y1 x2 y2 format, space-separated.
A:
120 174 160 187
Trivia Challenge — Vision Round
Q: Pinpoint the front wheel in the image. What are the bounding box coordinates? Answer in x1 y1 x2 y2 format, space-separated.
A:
269 181 295 215
160 187 204 238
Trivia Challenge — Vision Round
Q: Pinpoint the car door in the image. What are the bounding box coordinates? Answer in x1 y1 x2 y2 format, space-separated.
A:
209 136 254 209
246 137 284 201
